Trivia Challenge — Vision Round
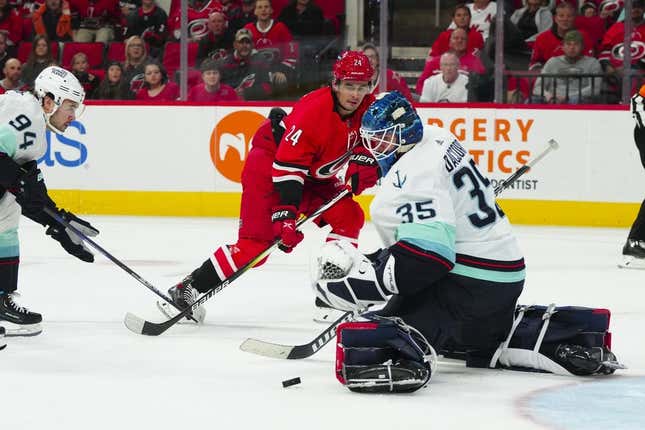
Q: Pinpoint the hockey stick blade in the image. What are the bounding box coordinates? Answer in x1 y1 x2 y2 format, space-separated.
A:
124 189 351 336
240 311 352 359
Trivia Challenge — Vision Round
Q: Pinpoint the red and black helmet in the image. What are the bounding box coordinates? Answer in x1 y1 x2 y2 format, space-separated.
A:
333 50 374 82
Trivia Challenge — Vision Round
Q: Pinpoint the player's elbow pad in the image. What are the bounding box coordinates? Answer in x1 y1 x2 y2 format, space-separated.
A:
378 241 454 296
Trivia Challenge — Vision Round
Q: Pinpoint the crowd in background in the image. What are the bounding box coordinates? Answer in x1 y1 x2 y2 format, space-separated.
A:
0 0 641 104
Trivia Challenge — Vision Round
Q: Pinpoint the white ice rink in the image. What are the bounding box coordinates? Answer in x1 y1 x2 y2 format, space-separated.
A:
2 215 644 430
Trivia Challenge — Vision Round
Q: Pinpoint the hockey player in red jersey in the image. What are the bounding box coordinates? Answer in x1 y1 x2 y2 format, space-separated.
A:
158 50 378 323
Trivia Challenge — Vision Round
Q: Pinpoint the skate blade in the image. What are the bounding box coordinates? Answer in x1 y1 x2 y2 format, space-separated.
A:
618 255 645 269
3 322 42 337
156 301 206 324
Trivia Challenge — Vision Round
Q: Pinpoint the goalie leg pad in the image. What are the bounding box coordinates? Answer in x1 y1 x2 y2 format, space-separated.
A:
491 304 625 376
335 316 436 393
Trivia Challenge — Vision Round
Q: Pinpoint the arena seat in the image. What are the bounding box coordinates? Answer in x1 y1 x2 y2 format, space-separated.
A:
162 41 199 77
17 41 60 63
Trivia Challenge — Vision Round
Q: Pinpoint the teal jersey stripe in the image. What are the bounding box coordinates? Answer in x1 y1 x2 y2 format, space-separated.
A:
0 124 18 158
0 228 19 257
451 263 526 283
396 222 456 263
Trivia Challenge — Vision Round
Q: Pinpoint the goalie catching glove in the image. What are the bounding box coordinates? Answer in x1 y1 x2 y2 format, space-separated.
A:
313 240 394 312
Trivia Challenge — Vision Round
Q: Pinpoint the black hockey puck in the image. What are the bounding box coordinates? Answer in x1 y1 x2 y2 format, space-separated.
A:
282 377 301 388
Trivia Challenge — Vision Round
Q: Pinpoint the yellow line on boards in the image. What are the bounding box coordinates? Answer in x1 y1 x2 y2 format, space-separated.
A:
48 190 639 227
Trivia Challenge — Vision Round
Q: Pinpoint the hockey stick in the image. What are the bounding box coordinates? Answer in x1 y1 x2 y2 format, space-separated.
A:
123 188 352 336
42 207 198 323
494 138 559 195
239 139 560 360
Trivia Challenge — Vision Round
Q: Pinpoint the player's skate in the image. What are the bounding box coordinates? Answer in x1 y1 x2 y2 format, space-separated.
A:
0 292 43 336
157 276 206 324
0 326 6 350
618 239 645 269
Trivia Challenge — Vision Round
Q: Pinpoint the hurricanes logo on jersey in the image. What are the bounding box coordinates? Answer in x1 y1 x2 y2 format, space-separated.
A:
611 41 645 63
210 110 266 183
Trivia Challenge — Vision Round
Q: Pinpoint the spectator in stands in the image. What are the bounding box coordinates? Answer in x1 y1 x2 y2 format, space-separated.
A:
0 57 27 93
221 0 241 21
120 0 139 32
196 10 234 67
21 34 56 87
532 30 603 103
429 4 484 60
416 28 485 95
123 35 150 92
123 0 167 58
0 0 23 47
0 32 8 79
70 51 99 95
575 2 606 51
92 60 132 99
278 0 324 39
419 52 469 103
187 58 238 101
360 42 413 102
229 0 255 34
32 0 73 42
449 0 497 41
244 0 297 74
599 0 645 92
529 2 594 70
217 28 276 100
135 61 179 100
71 0 121 43
168 0 222 41
510 0 552 46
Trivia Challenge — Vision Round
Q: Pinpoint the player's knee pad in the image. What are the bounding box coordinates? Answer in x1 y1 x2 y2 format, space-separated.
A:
490 304 625 376
335 315 437 393
0 256 18 294
323 198 364 245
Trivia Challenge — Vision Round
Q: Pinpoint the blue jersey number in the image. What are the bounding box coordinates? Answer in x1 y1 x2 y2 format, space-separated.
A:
453 159 505 228
396 200 437 223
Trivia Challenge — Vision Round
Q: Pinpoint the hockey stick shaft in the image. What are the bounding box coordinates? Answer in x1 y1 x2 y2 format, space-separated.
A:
43 206 197 322
494 138 559 195
240 140 561 359
126 187 351 336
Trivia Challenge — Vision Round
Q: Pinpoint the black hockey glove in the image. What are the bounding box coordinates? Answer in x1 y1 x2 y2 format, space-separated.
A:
45 210 99 263
14 162 49 219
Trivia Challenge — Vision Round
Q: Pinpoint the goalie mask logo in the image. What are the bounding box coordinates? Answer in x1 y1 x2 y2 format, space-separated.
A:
211 110 266 183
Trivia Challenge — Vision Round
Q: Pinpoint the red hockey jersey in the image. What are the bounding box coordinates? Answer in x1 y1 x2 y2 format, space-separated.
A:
244 20 297 70
272 86 375 186
598 21 645 68
168 0 222 40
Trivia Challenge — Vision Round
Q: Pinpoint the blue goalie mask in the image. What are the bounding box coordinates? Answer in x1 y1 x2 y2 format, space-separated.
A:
359 91 423 176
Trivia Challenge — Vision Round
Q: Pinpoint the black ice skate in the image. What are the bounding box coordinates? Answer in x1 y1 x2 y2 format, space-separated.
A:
156 276 206 324
618 239 645 269
0 326 6 350
0 293 43 336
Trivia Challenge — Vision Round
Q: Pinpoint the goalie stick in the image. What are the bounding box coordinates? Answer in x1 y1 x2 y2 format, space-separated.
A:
123 188 351 336
42 207 198 323
239 139 560 360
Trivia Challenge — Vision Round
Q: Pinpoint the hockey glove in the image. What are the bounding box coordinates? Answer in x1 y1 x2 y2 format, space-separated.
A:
632 84 645 128
46 210 99 263
14 162 49 219
271 205 303 253
345 146 380 195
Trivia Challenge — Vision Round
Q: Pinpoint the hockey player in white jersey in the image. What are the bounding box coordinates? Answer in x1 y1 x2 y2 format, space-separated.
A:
315 93 621 393
0 66 99 337
317 90 525 360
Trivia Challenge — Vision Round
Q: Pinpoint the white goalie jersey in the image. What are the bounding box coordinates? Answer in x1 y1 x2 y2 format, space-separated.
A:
370 125 525 284
0 91 48 165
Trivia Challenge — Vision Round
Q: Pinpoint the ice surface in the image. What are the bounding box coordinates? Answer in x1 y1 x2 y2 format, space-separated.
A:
2 216 643 430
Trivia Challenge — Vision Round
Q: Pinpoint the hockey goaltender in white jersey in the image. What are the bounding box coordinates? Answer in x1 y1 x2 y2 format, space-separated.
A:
314 91 623 393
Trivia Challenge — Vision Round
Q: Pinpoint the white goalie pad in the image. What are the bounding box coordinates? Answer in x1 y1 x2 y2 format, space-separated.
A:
312 240 389 312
